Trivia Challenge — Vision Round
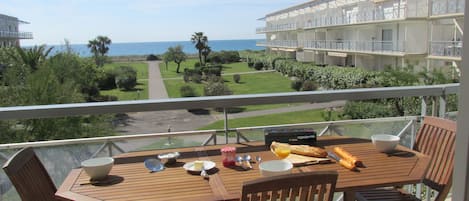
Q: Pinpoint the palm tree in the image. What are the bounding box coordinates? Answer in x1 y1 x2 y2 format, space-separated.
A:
87 36 112 66
8 45 53 71
96 36 111 56
201 45 211 64
190 32 208 65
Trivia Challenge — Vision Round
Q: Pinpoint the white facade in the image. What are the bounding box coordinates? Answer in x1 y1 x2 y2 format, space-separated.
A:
256 0 464 71
0 14 32 47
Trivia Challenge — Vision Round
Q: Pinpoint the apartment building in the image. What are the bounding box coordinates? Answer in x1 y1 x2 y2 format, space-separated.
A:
256 0 464 72
0 14 32 47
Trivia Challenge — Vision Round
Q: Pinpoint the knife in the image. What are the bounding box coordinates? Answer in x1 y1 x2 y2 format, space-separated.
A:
327 151 356 170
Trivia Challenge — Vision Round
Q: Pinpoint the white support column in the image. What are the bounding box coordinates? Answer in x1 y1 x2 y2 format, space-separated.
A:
453 0 469 199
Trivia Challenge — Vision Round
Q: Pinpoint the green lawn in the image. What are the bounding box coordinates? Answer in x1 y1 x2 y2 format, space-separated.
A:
198 109 340 130
101 80 148 100
160 59 199 78
160 59 259 78
165 72 294 98
101 62 149 100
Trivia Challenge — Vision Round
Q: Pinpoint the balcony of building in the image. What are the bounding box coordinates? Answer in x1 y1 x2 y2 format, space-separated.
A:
256 23 297 34
430 0 465 18
428 41 463 60
0 31 33 39
256 40 298 49
0 84 460 200
303 40 406 56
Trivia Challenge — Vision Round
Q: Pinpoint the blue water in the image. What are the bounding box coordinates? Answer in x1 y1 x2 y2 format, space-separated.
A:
51 39 263 57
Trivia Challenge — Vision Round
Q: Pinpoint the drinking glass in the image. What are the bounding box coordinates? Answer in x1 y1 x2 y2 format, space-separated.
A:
274 144 291 159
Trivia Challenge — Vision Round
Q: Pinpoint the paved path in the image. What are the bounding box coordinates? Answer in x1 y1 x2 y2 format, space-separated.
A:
148 61 168 99
163 70 277 80
213 101 346 120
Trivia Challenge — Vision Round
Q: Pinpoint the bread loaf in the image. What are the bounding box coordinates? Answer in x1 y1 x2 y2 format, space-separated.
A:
271 141 327 158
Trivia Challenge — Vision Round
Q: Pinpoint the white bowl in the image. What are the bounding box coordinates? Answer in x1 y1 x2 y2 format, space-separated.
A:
259 160 293 177
81 157 114 180
371 134 400 153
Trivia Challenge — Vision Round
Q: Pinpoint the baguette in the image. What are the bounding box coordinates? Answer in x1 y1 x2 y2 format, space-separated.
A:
333 147 361 166
271 141 327 158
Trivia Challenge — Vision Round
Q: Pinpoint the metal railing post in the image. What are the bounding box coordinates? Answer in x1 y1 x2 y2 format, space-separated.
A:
439 95 447 118
421 96 428 116
224 107 229 144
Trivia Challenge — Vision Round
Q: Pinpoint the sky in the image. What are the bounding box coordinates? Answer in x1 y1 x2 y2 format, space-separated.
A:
1 0 307 46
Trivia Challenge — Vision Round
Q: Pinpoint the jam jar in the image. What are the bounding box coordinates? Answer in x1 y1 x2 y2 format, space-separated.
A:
220 146 236 167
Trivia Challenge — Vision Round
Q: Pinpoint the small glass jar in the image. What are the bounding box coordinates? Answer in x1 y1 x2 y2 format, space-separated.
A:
220 147 236 167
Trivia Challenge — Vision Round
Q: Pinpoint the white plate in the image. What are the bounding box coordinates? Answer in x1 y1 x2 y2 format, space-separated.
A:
183 161 216 172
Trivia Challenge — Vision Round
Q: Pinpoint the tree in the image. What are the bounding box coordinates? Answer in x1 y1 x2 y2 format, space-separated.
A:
162 51 172 70
88 35 112 67
8 45 53 71
165 45 186 73
191 32 208 65
201 45 211 64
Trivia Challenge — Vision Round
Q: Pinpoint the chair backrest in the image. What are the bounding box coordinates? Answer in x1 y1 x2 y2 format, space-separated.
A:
241 170 338 201
3 147 57 201
414 116 456 201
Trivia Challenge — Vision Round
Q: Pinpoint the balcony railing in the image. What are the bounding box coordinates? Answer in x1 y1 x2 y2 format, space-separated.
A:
431 0 465 16
303 4 407 29
0 84 459 200
256 23 297 33
430 41 463 58
0 31 33 39
304 40 406 54
256 40 298 48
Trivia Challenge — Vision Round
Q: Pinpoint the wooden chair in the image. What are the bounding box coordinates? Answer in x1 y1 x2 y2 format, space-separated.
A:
241 170 338 201
3 147 58 201
356 116 457 201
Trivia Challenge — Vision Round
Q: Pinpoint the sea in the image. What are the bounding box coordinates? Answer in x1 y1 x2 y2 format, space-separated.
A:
50 39 263 57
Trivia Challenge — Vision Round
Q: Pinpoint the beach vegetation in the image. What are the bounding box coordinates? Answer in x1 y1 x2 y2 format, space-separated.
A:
0 47 113 143
190 32 209 65
88 35 112 67
8 45 53 71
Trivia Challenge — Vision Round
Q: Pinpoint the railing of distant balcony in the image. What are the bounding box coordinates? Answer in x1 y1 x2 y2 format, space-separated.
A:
256 40 298 48
303 4 407 29
0 84 459 201
430 41 463 58
0 31 33 39
303 40 406 53
431 0 465 16
256 23 297 33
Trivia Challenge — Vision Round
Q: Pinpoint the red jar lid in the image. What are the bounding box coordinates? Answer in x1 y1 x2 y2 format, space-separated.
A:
221 146 236 153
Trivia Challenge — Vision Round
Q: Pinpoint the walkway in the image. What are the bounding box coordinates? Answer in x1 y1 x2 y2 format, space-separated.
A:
163 69 277 80
148 61 168 99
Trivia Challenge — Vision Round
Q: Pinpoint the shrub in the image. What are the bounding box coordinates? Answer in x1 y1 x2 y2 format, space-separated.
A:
191 74 202 83
233 74 241 83
204 82 232 96
207 75 223 83
97 70 117 90
194 62 202 68
183 74 190 83
207 51 240 64
146 54 159 61
201 65 222 76
254 62 264 70
302 80 318 91
115 66 137 90
291 79 303 91
341 101 397 119
180 85 198 97
247 62 254 68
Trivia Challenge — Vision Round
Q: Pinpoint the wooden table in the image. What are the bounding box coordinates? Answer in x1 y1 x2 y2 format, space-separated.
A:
56 136 430 201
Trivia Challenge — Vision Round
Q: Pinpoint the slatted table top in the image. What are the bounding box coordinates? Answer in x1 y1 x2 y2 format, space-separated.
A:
56 136 430 201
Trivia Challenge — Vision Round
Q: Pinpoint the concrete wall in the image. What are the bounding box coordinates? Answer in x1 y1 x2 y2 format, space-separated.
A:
403 22 428 53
